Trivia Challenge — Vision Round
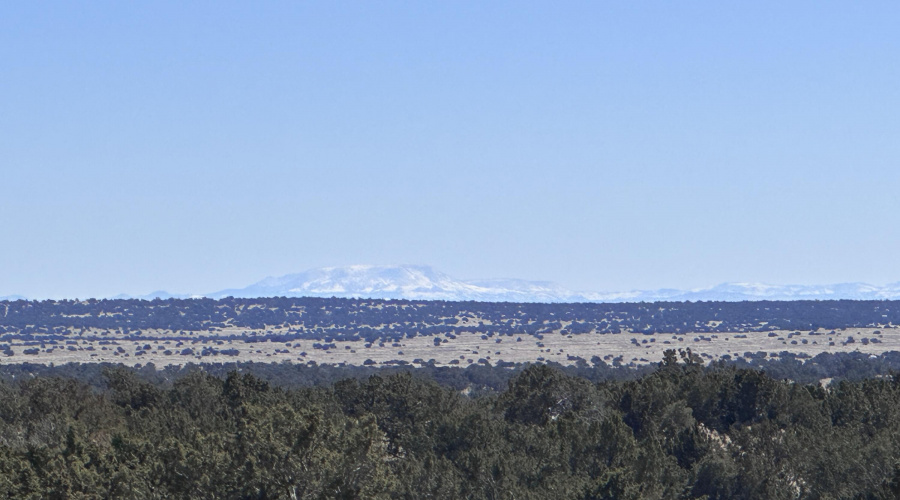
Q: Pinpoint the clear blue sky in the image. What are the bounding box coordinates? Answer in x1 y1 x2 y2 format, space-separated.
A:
2 2 899 299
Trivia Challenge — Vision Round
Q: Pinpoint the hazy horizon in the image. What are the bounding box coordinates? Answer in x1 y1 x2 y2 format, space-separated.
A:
3 2 899 299
6 263 900 302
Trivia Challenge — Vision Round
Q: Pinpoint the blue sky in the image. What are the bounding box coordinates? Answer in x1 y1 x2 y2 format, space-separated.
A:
2 2 899 298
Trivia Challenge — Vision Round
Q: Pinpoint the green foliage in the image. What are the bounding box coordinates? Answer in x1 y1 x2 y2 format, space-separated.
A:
3 352 900 497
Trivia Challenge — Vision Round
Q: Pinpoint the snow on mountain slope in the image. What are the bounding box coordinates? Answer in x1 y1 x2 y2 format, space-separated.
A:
669 282 900 302
6 268 900 303
207 265 551 301
110 291 192 300
204 265 900 303
207 265 602 302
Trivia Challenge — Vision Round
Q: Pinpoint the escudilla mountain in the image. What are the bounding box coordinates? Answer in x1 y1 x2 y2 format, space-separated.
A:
198 265 900 303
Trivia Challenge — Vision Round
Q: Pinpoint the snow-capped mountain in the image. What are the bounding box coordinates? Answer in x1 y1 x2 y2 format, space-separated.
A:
110 291 192 300
667 282 900 302
7 266 900 303
582 282 900 303
205 265 593 302
203 265 900 303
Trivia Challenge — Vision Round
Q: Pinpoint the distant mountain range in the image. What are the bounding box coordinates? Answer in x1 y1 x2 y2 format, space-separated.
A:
8 265 900 303
204 265 900 303
205 265 583 302
110 291 190 301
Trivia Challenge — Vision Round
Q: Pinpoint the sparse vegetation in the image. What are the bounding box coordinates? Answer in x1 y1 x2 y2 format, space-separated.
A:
1 298 899 367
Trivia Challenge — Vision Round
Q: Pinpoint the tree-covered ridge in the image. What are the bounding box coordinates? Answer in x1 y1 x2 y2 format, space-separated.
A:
1 297 897 340
2 352 900 498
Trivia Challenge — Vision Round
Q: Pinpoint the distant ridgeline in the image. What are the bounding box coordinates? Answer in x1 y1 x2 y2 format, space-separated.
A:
0 297 896 340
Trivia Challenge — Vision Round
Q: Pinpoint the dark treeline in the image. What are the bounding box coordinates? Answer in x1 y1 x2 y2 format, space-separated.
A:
4 351 900 498
3 350 900 393
1 297 897 340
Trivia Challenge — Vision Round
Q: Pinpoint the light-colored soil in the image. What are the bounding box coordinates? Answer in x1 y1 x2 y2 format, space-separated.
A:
1 327 895 367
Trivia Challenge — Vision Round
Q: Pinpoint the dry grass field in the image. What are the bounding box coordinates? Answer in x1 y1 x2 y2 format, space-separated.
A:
3 325 895 368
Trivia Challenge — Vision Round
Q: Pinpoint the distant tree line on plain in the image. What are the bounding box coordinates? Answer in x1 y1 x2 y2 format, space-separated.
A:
1 349 899 395
1 297 897 342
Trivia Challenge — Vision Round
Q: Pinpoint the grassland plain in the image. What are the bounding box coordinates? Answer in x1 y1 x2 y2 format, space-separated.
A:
2 324 895 368
2 297 897 367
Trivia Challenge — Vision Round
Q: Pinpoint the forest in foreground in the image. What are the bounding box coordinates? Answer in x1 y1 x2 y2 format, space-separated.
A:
3 350 900 498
